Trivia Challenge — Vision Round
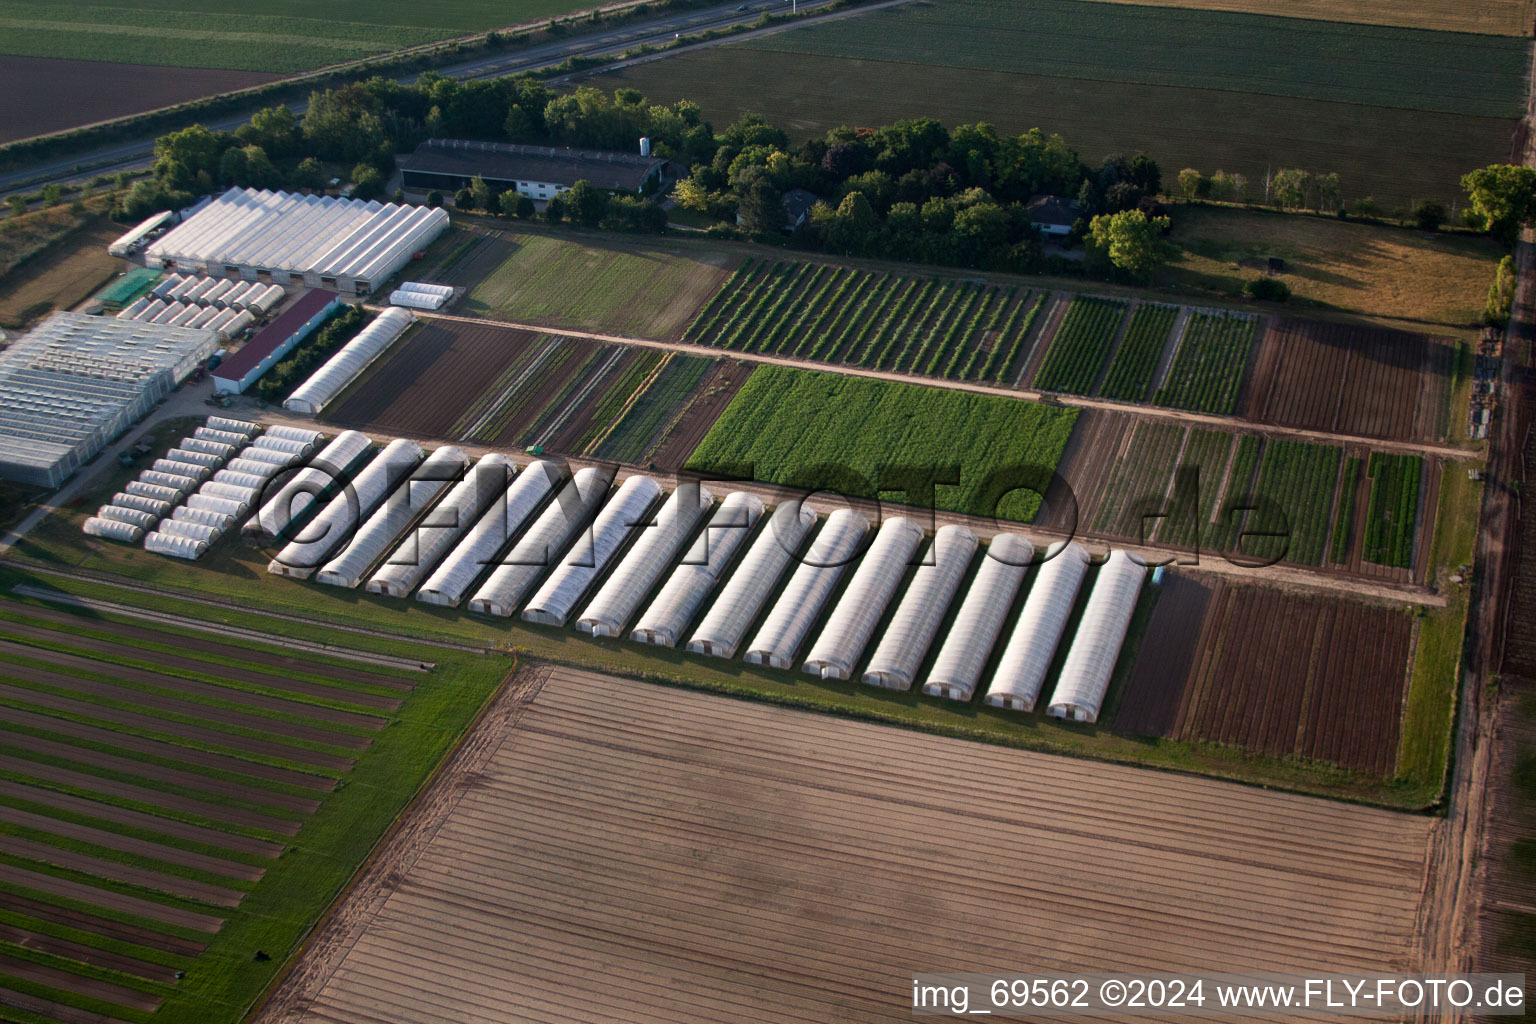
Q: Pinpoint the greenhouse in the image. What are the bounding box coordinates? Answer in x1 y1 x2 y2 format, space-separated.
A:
522 475 662 627
417 460 563 607
861 524 977 690
143 187 450 294
283 308 415 416
743 508 869 670
630 492 764 648
269 438 423 578
0 313 218 487
922 534 1035 702
467 466 611 617
801 516 924 680
243 430 373 544
367 454 514 598
576 482 713 637
315 447 469 589
1046 550 1147 723
985 542 1090 712
686 500 817 659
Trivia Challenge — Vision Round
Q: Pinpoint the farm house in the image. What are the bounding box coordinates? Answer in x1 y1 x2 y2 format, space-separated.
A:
142 188 449 295
284 308 415 416
801 516 925 680
575 482 712 638
985 542 1090 712
630 492 765 648
685 500 817 659
861 524 978 690
399 139 668 203
367 454 514 598
211 290 341 393
467 466 612 617
522 475 662 627
416 460 564 607
743 508 868 670
1045 550 1147 723
269 439 424 578
922 534 1035 701
314 447 469 589
0 313 218 487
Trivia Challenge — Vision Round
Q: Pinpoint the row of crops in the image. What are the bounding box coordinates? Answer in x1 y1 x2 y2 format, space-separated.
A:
1249 439 1343 566
682 259 1044 383
1152 311 1259 415
1100 304 1180 402
594 354 717 464
1328 457 1363 565
1033 296 1128 395
1090 420 1186 539
1362 453 1423 568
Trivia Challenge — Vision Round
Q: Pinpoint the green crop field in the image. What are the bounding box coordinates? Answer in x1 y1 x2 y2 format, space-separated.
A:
596 24 1518 207
1098 303 1179 402
1364 453 1424 568
682 259 1042 383
1153 310 1259 415
738 0 1527 118
452 230 734 340
1329 456 1364 564
1033 296 1128 395
0 590 512 1024
684 366 1078 522
1250 438 1343 566
0 0 602 72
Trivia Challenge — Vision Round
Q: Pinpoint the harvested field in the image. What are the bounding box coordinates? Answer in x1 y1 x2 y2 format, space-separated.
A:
1243 317 1455 443
0 220 121 329
255 665 1433 1024
594 50 1515 208
0 594 491 1024
322 319 544 440
644 358 753 473
1113 573 1215 738
1171 583 1414 775
0 55 276 143
447 227 733 340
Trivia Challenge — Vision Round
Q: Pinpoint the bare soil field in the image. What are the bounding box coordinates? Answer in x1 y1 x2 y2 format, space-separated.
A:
1081 0 1535 35
1501 424 1536 677
0 55 277 143
256 664 1433 1024
1242 317 1455 443
1113 573 1216 738
648 357 754 472
323 320 544 439
1169 583 1414 775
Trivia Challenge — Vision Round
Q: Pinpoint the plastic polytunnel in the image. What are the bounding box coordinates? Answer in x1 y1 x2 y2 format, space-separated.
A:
187 494 247 518
575 482 713 637
109 492 170 517
686 500 817 659
264 425 323 445
467 466 611 617
922 534 1035 702
157 519 220 544
152 459 209 484
224 458 283 480
269 438 424 578
418 460 564 607
861 524 977 690
366 454 514 598
125 481 183 504
82 517 143 543
193 427 250 446
1046 550 1146 723
284 308 414 416
97 506 158 530
145 532 207 560
174 506 234 532
984 541 1090 712
140 470 199 495
743 508 869 671
238 445 302 468
630 492 764 647
521 475 662 627
243 429 373 544
315 446 470 589
249 436 312 458
801 516 925 680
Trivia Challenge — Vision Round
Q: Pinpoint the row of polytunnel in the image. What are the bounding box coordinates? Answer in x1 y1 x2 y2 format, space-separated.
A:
181 429 1153 723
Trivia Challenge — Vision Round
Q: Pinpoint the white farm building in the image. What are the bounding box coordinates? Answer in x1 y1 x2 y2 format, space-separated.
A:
142 188 450 296
0 313 218 487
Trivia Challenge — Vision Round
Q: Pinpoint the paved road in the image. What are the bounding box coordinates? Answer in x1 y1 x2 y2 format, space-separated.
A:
0 0 843 201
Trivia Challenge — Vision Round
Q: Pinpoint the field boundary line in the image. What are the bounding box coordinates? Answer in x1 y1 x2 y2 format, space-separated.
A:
389 307 1475 459
458 335 563 442
533 345 629 449
8 583 434 671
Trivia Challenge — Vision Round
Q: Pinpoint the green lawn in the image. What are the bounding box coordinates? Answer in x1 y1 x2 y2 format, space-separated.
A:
683 365 1079 522
0 0 606 72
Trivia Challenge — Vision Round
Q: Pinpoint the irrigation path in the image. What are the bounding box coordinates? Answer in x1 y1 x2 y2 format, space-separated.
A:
394 307 1477 463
